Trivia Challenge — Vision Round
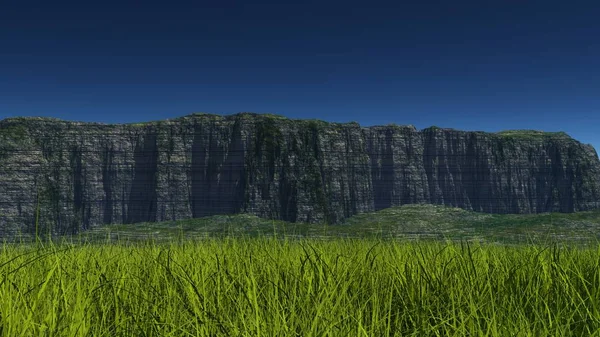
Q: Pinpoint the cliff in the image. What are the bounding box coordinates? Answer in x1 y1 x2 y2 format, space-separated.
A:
1 112 599 237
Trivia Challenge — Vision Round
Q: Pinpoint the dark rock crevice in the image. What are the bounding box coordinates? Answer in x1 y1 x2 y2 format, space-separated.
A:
127 132 159 224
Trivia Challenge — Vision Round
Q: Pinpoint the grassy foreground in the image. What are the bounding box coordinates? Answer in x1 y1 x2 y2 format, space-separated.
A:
1 235 599 336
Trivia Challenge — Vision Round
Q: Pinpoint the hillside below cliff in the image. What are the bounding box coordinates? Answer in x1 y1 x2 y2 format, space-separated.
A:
1 112 599 237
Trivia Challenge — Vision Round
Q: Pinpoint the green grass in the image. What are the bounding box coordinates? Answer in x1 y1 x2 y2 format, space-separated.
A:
68 204 600 247
2 204 600 335
1 234 599 336
495 130 571 140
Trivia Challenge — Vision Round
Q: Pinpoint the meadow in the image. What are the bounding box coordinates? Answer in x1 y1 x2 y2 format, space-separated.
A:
1 204 600 336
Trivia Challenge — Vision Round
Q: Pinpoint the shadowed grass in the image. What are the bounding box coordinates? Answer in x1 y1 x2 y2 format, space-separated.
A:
54 204 600 248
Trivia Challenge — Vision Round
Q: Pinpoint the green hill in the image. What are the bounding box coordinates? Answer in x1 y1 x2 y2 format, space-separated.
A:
69 204 600 247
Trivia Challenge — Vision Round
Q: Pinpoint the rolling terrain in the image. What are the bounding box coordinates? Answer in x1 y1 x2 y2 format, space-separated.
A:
48 204 600 247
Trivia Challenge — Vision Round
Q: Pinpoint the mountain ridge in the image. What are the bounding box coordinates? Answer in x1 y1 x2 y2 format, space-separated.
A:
1 112 599 238
0 113 581 139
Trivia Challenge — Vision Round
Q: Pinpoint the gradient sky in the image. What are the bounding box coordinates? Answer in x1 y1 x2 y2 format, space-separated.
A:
1 1 599 152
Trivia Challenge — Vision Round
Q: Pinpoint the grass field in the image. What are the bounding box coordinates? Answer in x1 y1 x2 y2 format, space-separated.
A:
1 204 600 336
1 235 600 336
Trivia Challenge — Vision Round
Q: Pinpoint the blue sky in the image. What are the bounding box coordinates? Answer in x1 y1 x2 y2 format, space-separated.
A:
1 0 599 153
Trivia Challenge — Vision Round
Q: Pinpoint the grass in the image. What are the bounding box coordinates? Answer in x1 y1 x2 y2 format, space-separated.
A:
63 204 600 247
1 234 600 336
2 204 600 336
494 130 571 140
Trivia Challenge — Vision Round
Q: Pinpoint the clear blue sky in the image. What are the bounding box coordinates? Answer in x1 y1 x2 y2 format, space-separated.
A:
1 0 599 153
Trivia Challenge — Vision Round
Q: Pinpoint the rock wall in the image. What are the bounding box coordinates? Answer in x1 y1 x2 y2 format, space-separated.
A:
1 112 599 236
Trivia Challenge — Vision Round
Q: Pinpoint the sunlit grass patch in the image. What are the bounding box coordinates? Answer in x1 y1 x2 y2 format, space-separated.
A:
1 234 600 336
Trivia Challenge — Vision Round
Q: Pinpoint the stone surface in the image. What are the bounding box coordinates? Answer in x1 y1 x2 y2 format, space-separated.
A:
1 112 599 237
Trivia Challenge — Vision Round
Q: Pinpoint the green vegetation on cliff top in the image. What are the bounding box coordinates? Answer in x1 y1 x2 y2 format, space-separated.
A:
0 113 575 141
420 126 571 139
495 129 571 140
0 123 28 140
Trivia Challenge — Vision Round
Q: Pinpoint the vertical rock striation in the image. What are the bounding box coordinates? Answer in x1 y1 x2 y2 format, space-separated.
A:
0 112 599 237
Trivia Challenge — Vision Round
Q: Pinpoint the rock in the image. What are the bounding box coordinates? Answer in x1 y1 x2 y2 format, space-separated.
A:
0 112 599 237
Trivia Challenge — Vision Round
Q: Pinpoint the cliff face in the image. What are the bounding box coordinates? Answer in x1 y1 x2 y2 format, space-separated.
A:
1 113 599 236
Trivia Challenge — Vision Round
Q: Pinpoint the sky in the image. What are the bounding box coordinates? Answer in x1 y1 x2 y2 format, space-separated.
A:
1 0 599 152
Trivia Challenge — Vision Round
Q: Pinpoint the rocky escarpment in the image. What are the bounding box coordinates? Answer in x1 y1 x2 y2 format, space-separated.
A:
0 112 599 237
